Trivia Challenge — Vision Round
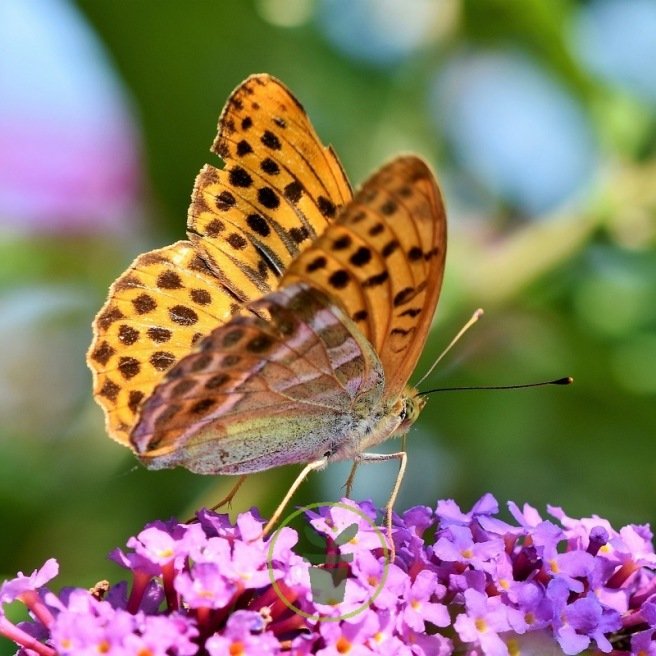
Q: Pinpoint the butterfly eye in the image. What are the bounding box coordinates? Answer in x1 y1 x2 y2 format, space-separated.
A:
398 401 408 422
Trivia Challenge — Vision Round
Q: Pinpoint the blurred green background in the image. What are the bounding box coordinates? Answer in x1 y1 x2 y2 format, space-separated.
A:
1 0 655 633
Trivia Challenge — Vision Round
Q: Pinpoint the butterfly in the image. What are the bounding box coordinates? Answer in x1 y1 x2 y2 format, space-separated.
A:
87 74 447 538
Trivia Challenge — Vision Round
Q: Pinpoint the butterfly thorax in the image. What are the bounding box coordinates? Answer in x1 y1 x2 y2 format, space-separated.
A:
331 385 425 461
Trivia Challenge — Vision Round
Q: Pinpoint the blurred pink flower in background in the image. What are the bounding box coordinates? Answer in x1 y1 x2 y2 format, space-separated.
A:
0 0 145 442
0 0 141 235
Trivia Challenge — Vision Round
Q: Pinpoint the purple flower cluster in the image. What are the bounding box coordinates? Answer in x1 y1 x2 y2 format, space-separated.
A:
2 495 656 655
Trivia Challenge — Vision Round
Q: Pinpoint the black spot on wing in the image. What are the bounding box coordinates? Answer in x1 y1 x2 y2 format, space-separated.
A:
306 256 327 273
284 181 303 203
236 140 253 156
229 166 253 188
246 213 271 237
260 158 280 175
328 269 350 289
261 130 282 150
349 247 371 267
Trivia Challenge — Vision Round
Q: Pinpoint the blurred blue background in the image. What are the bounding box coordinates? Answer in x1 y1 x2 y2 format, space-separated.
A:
1 0 655 635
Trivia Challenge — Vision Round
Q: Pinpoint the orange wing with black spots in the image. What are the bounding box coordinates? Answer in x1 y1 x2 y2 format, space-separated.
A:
188 74 353 302
88 75 351 445
282 156 447 398
88 242 243 445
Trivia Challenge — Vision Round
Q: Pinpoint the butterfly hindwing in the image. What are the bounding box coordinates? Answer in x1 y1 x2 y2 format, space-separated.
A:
130 283 384 474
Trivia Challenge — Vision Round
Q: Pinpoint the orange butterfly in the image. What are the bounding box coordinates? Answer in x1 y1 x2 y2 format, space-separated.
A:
88 74 446 536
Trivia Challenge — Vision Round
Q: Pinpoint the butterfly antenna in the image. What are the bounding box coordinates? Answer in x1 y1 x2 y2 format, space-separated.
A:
417 376 573 396
414 308 484 389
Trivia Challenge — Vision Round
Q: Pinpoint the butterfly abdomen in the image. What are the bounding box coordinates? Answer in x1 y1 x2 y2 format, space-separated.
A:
137 409 355 475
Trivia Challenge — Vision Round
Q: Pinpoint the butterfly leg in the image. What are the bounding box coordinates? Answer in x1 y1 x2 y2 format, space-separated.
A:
358 450 408 562
209 474 248 512
261 457 329 538
184 474 249 523
344 460 360 497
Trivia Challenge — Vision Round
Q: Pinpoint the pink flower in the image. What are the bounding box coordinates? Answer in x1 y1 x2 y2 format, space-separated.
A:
0 0 141 235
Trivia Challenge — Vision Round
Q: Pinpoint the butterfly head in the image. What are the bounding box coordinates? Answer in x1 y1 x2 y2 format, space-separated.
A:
395 387 426 435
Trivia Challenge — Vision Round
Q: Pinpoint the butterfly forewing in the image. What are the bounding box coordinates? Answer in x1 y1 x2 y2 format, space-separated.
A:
188 74 353 293
283 156 447 398
214 74 352 211
88 75 351 444
131 283 384 474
